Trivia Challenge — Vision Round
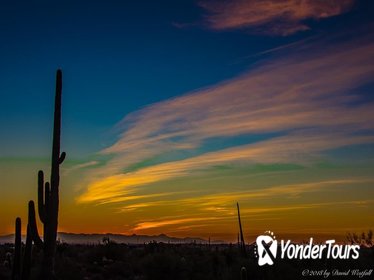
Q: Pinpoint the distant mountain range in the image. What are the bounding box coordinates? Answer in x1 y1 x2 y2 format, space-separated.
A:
0 232 224 244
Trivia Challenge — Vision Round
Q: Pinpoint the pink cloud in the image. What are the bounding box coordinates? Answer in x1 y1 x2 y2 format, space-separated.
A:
200 0 355 35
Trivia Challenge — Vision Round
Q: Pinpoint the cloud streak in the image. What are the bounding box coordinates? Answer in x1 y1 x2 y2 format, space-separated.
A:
77 36 374 210
199 0 355 35
129 198 374 233
133 217 219 231
103 39 374 155
114 178 374 212
78 133 374 204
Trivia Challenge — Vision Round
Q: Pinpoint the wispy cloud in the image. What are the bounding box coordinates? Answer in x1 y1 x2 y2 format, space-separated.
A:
114 178 373 213
238 199 374 215
76 36 374 209
103 39 374 155
62 160 99 176
199 0 355 35
128 198 374 233
133 217 219 231
78 133 374 204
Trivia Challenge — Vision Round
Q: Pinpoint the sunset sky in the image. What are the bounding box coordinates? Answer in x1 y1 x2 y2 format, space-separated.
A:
1 0 374 242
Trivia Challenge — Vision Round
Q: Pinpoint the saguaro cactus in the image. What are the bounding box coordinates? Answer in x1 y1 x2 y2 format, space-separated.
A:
11 71 64 279
34 69 65 278
236 202 247 257
11 218 32 280
19 69 66 279
11 218 21 280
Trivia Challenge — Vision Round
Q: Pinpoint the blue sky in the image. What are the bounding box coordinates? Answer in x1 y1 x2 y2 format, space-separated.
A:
1 0 372 158
1 0 374 239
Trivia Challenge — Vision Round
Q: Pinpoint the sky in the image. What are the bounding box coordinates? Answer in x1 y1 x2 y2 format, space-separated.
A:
0 0 374 242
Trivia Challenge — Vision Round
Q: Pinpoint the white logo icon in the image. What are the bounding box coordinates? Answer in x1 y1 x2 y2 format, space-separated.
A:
256 231 277 266
254 231 360 265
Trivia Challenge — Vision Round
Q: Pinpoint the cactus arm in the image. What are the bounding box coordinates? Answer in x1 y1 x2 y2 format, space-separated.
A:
44 182 50 220
38 170 46 224
11 217 21 280
59 152 66 164
28 201 43 249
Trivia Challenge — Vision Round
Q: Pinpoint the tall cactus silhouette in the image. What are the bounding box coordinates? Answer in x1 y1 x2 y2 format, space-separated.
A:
12 70 66 279
32 69 65 278
236 202 246 257
11 218 32 280
11 218 21 280
21 224 32 280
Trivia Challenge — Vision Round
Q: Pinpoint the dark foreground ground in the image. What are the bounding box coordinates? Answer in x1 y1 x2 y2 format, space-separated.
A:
0 243 373 280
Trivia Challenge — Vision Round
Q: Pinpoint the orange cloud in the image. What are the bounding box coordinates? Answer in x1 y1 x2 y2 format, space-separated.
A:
79 131 374 203
129 199 374 234
133 217 219 231
200 0 354 35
